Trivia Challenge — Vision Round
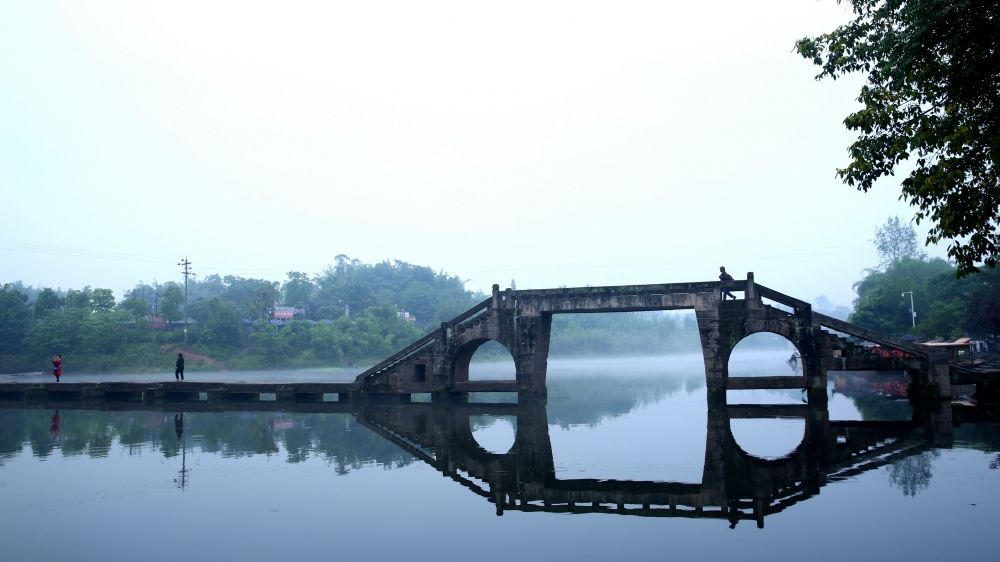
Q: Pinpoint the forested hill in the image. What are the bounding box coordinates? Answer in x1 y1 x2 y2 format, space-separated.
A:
0 258 479 372
0 257 700 373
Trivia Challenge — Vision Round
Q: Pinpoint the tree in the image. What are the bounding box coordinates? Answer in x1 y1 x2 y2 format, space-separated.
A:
190 298 242 346
0 284 31 354
964 266 1000 335
851 257 957 335
25 309 83 357
221 276 278 320
90 288 116 312
874 216 925 269
797 1 1000 275
64 288 91 310
160 284 184 322
282 271 315 309
118 292 150 318
34 288 62 319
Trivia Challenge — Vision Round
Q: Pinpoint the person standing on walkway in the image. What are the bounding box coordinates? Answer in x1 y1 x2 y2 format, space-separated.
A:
719 267 736 300
51 354 62 382
175 352 185 381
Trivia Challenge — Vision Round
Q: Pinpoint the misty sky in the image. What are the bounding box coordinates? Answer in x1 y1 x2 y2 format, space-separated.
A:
1 1 948 307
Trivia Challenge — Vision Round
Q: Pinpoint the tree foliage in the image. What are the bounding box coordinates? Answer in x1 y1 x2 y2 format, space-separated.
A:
851 256 1000 337
797 0 1000 275
0 284 31 355
874 216 924 269
33 288 62 319
159 284 184 322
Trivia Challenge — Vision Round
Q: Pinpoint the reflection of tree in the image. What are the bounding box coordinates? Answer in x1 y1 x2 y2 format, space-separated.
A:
546 375 694 428
0 408 414 472
991 455 999 470
848 393 914 422
887 450 939 497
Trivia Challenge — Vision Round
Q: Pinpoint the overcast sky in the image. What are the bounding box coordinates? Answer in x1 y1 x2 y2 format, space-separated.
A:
1 1 948 307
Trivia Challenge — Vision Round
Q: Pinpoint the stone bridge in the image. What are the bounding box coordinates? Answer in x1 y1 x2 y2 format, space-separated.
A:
355 274 953 401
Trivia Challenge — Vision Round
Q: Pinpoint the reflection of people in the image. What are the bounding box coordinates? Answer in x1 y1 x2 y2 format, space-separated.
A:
718 267 736 300
51 354 62 382
174 413 184 439
175 353 185 381
50 410 60 438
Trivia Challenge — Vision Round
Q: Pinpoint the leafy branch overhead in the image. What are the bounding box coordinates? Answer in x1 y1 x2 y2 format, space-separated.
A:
796 0 1000 275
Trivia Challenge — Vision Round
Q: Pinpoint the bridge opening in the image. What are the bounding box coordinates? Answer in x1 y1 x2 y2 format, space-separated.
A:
729 332 801 377
543 311 706 482
469 415 516 455
548 311 701 359
727 332 804 406
466 340 516 382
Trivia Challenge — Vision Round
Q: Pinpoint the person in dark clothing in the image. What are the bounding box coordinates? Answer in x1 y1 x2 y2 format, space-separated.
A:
719 266 736 300
175 353 185 381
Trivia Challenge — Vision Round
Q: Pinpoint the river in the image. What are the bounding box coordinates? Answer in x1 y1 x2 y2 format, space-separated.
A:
0 352 997 562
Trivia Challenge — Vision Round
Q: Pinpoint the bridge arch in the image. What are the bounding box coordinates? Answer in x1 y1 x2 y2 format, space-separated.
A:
727 332 804 377
451 338 516 384
721 318 807 380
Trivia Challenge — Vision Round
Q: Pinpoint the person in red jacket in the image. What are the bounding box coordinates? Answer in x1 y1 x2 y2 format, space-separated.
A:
51 354 62 382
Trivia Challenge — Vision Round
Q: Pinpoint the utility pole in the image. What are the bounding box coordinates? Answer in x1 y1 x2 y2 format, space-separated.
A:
178 257 194 344
901 291 916 329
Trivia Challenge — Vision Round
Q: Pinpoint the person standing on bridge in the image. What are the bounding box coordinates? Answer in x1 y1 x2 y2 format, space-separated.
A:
719 267 736 300
175 352 185 381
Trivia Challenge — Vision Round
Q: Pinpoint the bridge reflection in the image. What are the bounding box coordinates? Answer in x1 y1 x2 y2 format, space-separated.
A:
0 391 962 527
357 399 953 527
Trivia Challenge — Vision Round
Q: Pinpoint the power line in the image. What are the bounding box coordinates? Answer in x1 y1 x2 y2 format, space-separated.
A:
0 240 173 264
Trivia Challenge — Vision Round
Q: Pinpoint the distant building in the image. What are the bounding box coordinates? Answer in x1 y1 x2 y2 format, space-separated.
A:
919 337 975 362
270 305 306 326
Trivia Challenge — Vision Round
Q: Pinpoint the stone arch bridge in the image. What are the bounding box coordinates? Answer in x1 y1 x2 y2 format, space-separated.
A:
356 274 953 401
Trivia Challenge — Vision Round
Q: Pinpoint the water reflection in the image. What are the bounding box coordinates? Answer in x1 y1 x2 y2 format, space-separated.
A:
174 412 190 490
0 396 988 529
358 398 963 528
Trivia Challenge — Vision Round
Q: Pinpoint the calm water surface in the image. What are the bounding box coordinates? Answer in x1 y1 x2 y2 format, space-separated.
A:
1 353 998 562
